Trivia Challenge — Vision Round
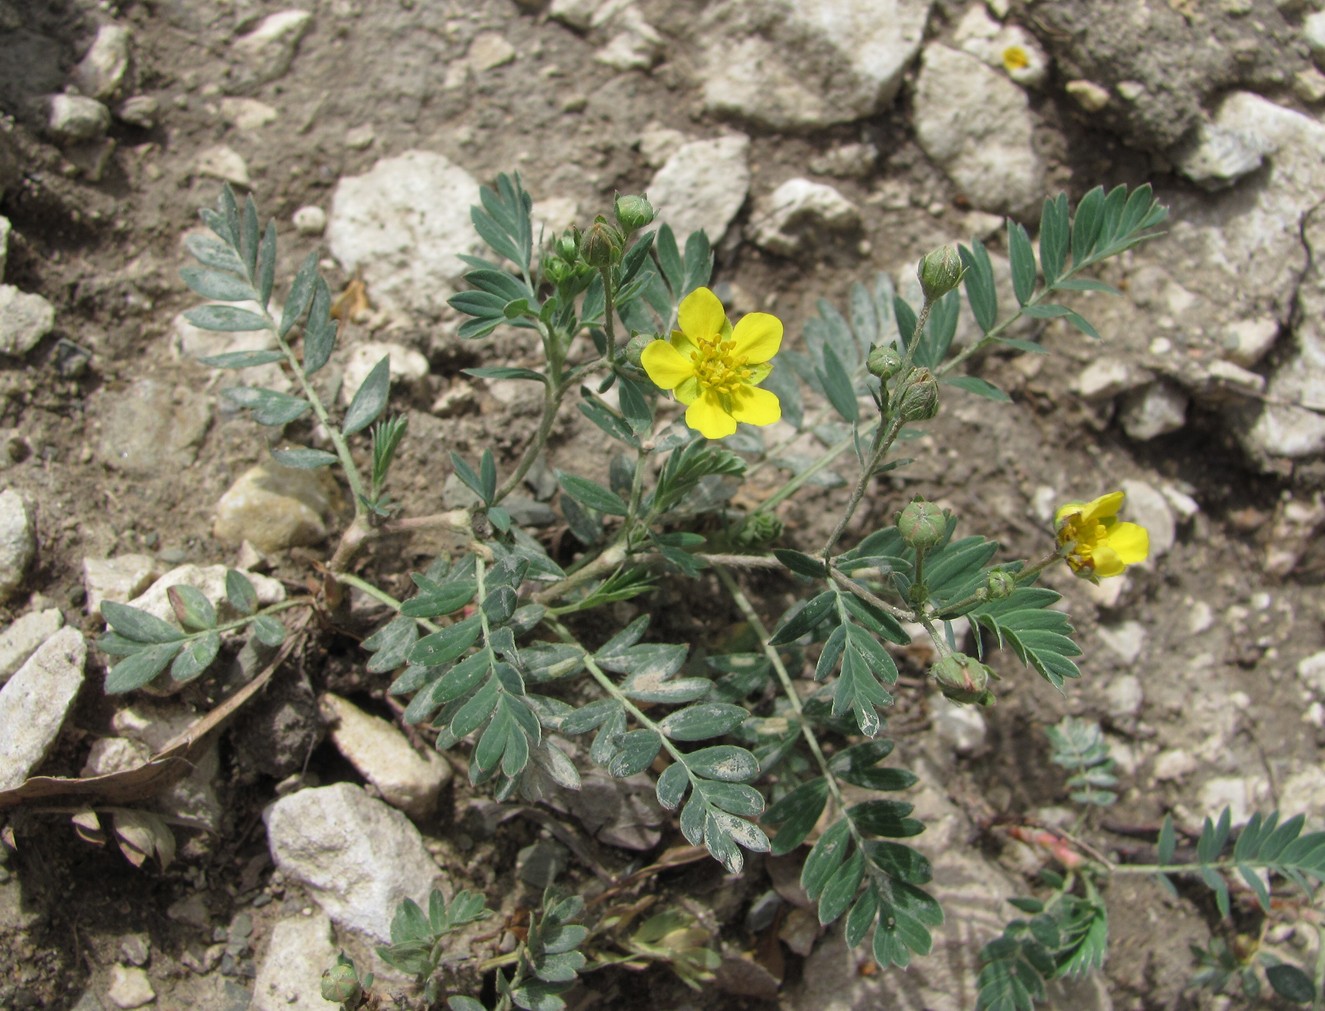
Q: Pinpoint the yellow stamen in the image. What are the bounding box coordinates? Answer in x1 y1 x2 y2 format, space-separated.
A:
690 336 753 396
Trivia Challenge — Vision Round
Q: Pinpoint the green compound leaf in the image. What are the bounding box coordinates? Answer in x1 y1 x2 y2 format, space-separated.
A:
302 276 337 376
1038 193 1070 285
658 702 749 741
411 615 483 667
271 447 339 469
101 601 185 643
959 239 998 332
252 614 286 646
225 569 258 615
472 172 534 278
1267 963 1316 1003
763 777 829 855
223 387 311 426
970 586 1082 690
280 251 320 338
170 631 221 682
557 472 628 517
180 266 257 303
606 729 661 778
257 219 276 308
185 303 269 332
185 233 245 273
818 849 865 926
817 343 859 423
768 590 835 646
684 745 759 782
1007 221 1037 307
463 366 547 383
977 935 1045 1011
656 760 690 810
343 355 391 436
106 641 183 693
196 349 286 369
363 615 419 674
943 375 1010 403
167 585 216 631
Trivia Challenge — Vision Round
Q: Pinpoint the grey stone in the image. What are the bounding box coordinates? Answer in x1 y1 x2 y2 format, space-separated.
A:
72 24 132 101
251 912 339 1011
0 488 34 600
0 215 9 280
468 31 516 72
219 97 277 131
1221 316 1280 367
339 342 429 407
913 45 1044 217
1097 621 1147 665
1119 382 1187 440
320 693 452 820
125 564 285 628
694 0 931 129
107 702 222 829
1152 748 1198 783
1103 674 1144 718
0 626 86 791
47 93 111 143
83 553 160 616
327 151 481 319
119 933 150 966
1120 479 1176 560
291 205 325 236
264 783 443 942
1297 650 1325 699
1073 357 1142 400
196 145 251 188
106 965 154 1009
115 95 158 129
0 285 55 357
231 10 313 91
1172 119 1272 191
0 608 63 684
96 378 212 475
807 143 877 179
1199 775 1268 826
930 693 987 755
214 462 336 553
1027 0 1305 150
749 178 861 257
646 134 750 246
1307 11 1325 65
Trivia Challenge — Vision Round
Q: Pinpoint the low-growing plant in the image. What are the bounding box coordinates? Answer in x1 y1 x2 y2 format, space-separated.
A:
87 177 1325 1008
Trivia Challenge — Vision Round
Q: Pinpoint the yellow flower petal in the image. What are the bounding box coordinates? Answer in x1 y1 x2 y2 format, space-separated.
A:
1091 545 1126 578
731 312 784 364
1107 522 1149 564
641 339 695 391
678 287 726 343
730 384 780 426
686 390 738 439
673 376 700 405
1081 491 1125 523
1054 501 1087 528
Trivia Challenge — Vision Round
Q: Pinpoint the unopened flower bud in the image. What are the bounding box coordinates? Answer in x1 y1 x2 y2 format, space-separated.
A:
614 193 655 231
896 367 939 421
321 963 362 1004
897 497 946 551
985 569 1016 600
867 344 904 380
932 652 996 706
582 216 623 268
543 255 575 285
554 228 581 262
917 245 965 302
625 334 654 368
734 512 784 549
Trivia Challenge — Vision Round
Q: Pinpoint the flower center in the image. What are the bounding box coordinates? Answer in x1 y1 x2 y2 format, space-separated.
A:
1058 516 1105 570
691 335 752 396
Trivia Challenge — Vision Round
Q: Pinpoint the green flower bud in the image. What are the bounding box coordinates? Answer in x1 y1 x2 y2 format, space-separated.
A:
614 193 655 231
734 512 784 549
985 569 1016 600
932 652 996 706
917 245 966 302
554 227 581 262
897 497 946 551
543 255 575 285
321 963 362 1004
867 344 904 380
896 367 940 421
582 216 623 268
624 333 654 370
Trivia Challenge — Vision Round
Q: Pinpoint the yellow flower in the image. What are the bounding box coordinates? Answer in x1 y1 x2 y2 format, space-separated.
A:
640 286 783 440
1055 491 1149 580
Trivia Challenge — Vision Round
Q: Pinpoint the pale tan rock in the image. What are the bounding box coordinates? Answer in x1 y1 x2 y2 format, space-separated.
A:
214 463 337 552
320 692 452 820
83 553 161 615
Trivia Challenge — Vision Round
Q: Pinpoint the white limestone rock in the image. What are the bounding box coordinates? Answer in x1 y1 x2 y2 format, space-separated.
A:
232 10 313 91
0 285 56 357
214 463 337 553
47 93 111 144
292 205 326 236
0 215 9 281
320 693 452 820
913 44 1044 217
0 626 86 791
0 608 63 684
251 912 340 1011
105 964 155 1010
219 96 278 131
264 783 443 941
1119 382 1188 441
72 24 132 101
327 151 482 319
1120 479 1176 560
749 178 861 257
0 488 35 600
930 694 987 755
95 378 212 476
1171 118 1273 191
1097 621 1147 665
646 134 750 246
196 145 251 188
83 554 161 616
339 342 430 407
694 0 931 129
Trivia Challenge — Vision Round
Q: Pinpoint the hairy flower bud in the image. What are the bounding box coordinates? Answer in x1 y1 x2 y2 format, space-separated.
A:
985 569 1016 600
582 216 623 268
896 367 939 421
554 227 581 262
321 964 362 1004
614 193 655 231
734 511 784 549
624 333 654 370
932 652 996 706
867 344 904 380
917 245 965 302
897 497 946 551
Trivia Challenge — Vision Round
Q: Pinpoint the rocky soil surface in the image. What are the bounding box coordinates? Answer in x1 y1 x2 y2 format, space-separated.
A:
2 0 1325 1009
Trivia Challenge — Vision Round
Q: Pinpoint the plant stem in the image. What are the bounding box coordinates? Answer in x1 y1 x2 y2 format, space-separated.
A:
819 414 903 559
333 571 442 634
